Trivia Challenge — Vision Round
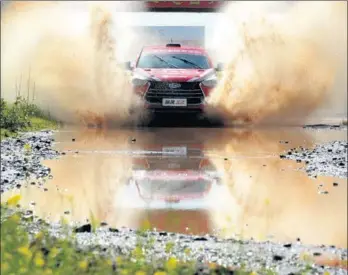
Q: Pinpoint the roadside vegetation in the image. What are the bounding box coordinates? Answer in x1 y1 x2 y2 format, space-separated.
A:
0 97 59 140
1 196 253 275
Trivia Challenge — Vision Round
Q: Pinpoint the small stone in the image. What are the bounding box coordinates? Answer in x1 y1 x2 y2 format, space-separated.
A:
313 252 322 257
194 237 208 241
296 237 301 242
16 184 21 188
72 138 76 142
159 232 168 236
64 211 70 215
31 182 36 185
44 188 48 192
273 255 284 261
283 243 292 248
100 222 108 226
131 138 136 143
333 182 339 187
75 224 91 233
109 228 119 233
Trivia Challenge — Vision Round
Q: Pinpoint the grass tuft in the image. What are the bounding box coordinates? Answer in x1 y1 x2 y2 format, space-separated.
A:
0 97 59 140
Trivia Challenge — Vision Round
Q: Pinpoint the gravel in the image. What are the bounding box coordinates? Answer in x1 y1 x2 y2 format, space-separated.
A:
281 140 348 178
19 219 347 275
1 129 347 274
0 131 59 193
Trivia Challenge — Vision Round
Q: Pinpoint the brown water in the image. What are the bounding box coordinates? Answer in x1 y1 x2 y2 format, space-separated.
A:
2 127 347 248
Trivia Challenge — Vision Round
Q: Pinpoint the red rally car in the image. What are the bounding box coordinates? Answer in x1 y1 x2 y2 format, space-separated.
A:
125 43 223 114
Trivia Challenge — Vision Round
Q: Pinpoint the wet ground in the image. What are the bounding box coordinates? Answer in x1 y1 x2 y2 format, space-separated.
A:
2 125 347 249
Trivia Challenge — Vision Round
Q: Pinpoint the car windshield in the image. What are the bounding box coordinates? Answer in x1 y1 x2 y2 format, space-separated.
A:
137 53 210 69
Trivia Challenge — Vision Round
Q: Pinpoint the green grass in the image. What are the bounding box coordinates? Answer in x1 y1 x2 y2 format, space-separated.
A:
0 199 254 275
0 97 59 140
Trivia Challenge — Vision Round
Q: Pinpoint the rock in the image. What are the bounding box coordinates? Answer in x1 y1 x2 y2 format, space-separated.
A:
75 224 92 233
194 237 208 241
273 255 284 261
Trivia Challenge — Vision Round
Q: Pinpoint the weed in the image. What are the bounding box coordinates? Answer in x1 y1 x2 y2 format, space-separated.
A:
0 97 58 139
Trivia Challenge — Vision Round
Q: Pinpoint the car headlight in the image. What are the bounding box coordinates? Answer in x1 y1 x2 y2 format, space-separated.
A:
132 73 149 86
201 74 218 87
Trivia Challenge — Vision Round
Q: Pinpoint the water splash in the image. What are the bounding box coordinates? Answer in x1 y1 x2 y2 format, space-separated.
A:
208 1 347 125
1 1 145 127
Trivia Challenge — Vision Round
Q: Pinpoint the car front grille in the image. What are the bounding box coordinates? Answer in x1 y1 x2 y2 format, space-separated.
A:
145 81 204 105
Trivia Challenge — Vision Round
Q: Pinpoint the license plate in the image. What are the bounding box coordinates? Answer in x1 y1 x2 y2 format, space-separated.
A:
162 98 187 107
162 146 187 156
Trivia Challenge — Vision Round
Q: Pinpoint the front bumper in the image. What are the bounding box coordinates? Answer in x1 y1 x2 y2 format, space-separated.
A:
135 81 209 113
144 103 205 113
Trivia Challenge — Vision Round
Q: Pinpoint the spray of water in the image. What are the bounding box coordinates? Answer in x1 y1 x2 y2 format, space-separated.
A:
1 1 146 127
208 1 347 125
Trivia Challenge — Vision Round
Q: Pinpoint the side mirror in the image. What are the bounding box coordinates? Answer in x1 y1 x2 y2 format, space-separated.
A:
124 61 133 71
215 62 224 72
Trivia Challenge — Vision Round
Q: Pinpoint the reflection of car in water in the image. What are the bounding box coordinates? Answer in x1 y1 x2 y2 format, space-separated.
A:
124 43 223 115
122 144 222 209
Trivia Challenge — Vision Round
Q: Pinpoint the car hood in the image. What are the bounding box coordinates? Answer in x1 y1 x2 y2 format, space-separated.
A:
134 68 215 82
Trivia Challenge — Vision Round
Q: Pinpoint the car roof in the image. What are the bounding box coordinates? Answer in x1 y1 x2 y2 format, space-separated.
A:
142 45 208 55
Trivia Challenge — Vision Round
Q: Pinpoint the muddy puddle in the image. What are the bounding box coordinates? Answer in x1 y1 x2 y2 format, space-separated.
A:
2 127 347 248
